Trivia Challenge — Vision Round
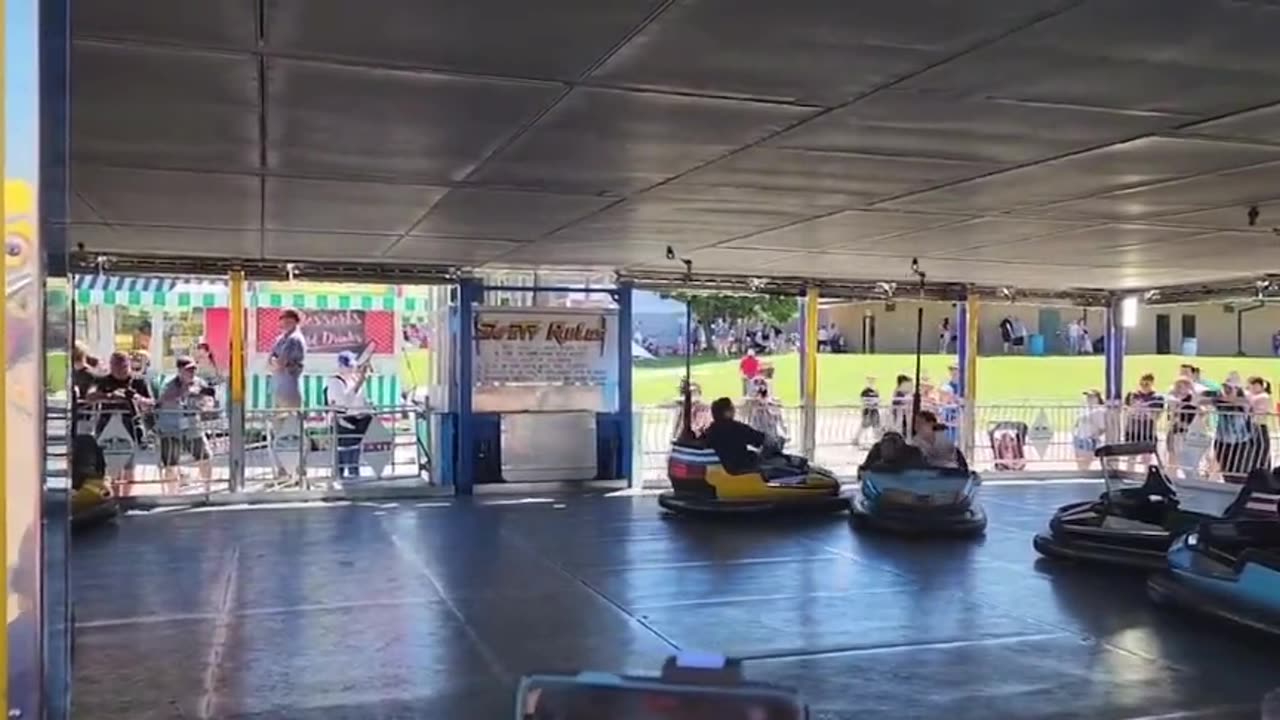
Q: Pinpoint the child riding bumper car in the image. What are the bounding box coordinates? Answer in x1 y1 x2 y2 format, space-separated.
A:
70 434 120 529
1033 444 1269 570
1148 469 1280 635
659 396 846 516
851 430 986 537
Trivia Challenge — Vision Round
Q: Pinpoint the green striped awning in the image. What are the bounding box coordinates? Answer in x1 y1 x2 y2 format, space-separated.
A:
73 275 436 312
249 292 432 313
73 275 228 308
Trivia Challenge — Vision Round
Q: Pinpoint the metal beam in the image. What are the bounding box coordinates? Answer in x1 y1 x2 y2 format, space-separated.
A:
68 253 460 283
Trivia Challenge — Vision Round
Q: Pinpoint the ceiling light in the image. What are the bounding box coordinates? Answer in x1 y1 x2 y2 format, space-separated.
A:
1121 295 1139 328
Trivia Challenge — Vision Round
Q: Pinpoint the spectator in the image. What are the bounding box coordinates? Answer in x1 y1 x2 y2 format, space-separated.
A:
84 351 154 495
891 374 913 435
327 351 373 480
738 348 760 395
1123 373 1164 471
156 356 214 492
269 308 307 410
855 376 881 448
1247 376 1273 471
1166 378 1199 477
71 342 99 401
938 317 952 353
1073 390 1108 471
1213 381 1255 483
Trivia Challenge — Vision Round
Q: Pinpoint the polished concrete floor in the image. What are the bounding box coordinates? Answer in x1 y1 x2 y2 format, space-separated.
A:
72 482 1280 719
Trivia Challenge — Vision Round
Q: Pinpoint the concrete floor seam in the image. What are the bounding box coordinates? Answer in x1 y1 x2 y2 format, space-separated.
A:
197 546 240 720
733 630 1073 663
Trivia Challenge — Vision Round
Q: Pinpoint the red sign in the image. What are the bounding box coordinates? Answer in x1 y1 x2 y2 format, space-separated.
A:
256 309 394 354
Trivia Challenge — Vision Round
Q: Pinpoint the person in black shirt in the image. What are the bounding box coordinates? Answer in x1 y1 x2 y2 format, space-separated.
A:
855 376 881 448
71 342 99 402
84 352 155 491
705 397 769 475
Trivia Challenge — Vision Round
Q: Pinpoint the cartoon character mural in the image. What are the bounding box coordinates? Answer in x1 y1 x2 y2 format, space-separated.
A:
6 178 42 716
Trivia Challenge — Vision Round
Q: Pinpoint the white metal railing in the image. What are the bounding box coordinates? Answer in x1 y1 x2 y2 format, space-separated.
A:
635 402 1280 488
71 401 436 497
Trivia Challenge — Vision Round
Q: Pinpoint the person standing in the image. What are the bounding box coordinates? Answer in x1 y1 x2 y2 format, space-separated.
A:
156 356 214 493
269 309 308 478
269 309 307 409
326 351 372 480
1123 373 1164 471
855 376 881 449
84 351 155 495
738 348 760 396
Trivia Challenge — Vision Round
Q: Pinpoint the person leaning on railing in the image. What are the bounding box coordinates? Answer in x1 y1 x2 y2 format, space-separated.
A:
155 356 215 491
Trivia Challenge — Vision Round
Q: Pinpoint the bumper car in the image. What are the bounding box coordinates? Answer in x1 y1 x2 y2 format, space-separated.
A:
70 434 120 529
658 441 848 516
1034 443 1270 570
851 462 986 536
1148 470 1280 635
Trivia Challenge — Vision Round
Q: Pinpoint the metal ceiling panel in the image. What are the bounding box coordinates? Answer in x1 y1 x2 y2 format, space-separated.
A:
1186 102 1280 145
73 0 257 48
73 167 260 229
1155 202 1280 231
410 189 614 240
383 236 521 263
265 0 663 79
70 225 262 258
884 136 1280 213
474 87 813 193
592 0 1065 105
643 182 861 212
69 194 102 224
264 232 400 260
939 223 1208 263
1030 161 1280 222
857 217 1091 255
267 59 561 180
670 247 800 271
764 252 1096 288
723 210 964 252
682 148 995 204
264 178 448 234
496 241 673 266
72 42 260 171
546 195 810 245
902 0 1280 116
771 90 1186 165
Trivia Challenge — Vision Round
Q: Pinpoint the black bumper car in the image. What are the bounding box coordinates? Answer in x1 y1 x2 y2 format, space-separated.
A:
1034 442 1220 570
1148 470 1280 636
851 463 986 537
70 434 120 530
658 441 849 517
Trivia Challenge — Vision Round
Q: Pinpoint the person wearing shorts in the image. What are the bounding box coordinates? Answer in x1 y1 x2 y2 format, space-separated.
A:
1073 390 1107 471
1124 373 1163 470
156 356 214 491
1214 382 1255 483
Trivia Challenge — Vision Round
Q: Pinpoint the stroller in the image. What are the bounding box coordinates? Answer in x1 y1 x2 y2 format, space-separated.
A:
989 421 1028 471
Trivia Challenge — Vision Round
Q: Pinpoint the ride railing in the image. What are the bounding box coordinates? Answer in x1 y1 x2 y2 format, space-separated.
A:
634 403 1280 488
71 401 436 497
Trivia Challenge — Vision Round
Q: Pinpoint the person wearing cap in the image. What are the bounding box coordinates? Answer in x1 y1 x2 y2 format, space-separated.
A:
909 410 962 468
84 350 156 494
326 351 371 479
156 356 214 492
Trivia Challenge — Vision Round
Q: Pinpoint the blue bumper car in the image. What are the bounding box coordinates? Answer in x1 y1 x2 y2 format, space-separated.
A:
1034 443 1232 570
851 464 985 537
1148 473 1280 636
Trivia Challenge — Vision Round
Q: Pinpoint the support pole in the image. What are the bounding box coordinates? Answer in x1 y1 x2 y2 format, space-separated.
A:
228 270 246 490
455 279 481 495
1105 297 1127 403
956 295 980 459
616 282 635 486
800 287 819 458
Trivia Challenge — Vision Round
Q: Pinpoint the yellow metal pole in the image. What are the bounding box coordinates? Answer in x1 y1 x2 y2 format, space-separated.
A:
963 294 980 458
228 270 246 489
801 287 819 457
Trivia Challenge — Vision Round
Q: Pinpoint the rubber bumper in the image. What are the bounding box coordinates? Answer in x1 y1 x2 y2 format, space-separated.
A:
1032 530 1170 571
850 497 987 537
1148 571 1280 638
71 499 120 531
658 491 850 517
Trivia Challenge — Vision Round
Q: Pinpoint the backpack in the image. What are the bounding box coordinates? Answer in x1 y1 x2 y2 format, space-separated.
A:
323 374 344 407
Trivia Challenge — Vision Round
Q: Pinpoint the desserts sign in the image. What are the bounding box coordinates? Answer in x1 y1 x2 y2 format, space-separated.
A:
473 308 618 385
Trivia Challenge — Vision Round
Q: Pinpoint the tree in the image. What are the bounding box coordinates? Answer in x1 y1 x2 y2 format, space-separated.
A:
660 291 800 326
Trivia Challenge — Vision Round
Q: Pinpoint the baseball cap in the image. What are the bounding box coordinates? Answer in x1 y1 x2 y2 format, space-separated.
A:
337 351 356 369
175 355 196 370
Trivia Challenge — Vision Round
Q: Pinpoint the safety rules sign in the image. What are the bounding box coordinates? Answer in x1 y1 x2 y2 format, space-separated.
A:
473 307 619 386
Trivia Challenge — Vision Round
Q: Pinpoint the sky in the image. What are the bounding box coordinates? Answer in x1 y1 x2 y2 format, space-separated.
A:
6 0 39 183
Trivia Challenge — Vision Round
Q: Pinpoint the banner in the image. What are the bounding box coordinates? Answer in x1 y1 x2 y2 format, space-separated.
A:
473 307 618 386
255 308 394 354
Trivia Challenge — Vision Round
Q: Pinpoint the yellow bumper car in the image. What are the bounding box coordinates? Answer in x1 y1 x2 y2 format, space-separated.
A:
658 441 849 516
71 435 120 529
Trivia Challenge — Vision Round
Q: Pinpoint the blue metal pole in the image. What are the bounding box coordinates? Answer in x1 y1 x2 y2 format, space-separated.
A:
616 282 634 485
955 302 968 398
455 279 481 495
1105 298 1126 403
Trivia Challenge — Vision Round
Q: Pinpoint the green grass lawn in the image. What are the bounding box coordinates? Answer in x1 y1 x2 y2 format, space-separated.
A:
632 353 1280 406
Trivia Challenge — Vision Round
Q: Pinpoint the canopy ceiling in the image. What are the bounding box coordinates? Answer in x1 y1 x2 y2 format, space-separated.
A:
68 0 1280 292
